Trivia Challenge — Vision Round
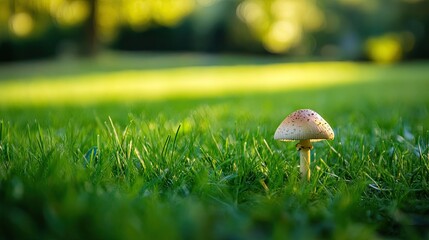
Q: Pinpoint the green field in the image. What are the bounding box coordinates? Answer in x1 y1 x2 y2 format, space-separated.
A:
1 53 429 239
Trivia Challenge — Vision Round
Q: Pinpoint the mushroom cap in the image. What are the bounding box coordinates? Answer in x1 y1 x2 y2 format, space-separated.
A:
274 109 334 142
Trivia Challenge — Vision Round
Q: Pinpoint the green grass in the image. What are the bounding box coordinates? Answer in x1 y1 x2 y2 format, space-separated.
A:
0 54 429 239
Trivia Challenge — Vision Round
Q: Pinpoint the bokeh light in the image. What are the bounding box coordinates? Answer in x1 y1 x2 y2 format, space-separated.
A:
152 0 195 27
262 20 301 53
9 12 34 37
123 1 151 31
237 0 325 54
365 32 416 64
52 0 90 26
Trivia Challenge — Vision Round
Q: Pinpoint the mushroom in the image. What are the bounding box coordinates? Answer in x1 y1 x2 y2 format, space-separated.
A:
274 109 334 181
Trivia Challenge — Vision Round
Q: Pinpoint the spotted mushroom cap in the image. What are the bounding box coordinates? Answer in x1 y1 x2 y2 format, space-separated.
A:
274 109 334 142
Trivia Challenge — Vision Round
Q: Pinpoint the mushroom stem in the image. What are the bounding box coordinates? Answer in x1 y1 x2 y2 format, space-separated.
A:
297 139 312 181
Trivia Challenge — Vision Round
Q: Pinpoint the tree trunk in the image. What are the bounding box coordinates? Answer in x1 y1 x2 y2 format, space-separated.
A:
83 0 97 56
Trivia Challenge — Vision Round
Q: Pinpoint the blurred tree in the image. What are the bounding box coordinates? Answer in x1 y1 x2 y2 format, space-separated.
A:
0 0 428 61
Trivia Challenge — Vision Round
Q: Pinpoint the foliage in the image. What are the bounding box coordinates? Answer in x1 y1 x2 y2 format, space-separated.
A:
0 0 428 60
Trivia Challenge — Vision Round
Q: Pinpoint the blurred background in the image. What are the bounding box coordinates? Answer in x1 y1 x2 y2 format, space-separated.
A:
0 0 428 63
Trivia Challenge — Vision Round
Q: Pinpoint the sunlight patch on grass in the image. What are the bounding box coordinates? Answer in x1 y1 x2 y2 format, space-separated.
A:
0 62 374 106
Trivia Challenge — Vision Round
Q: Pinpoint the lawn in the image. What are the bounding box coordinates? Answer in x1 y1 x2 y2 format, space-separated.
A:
0 53 429 239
